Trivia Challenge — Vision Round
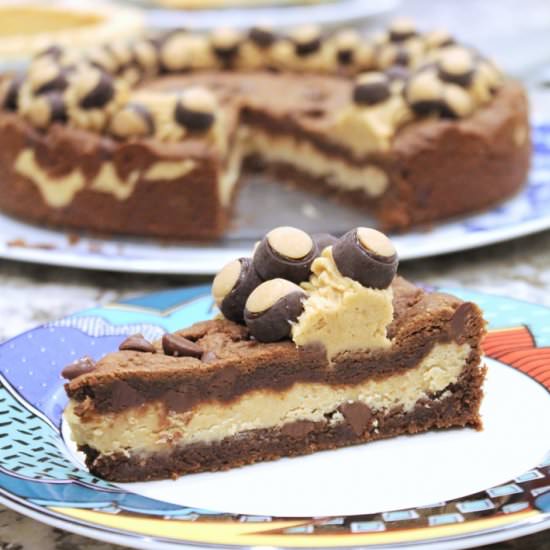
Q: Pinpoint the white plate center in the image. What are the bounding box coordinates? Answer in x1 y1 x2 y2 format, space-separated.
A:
66 359 550 517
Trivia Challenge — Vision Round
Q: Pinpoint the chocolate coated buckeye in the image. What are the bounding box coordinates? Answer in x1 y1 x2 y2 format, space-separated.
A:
388 18 417 42
332 227 398 289
291 25 322 57
162 333 203 358
175 87 216 132
110 103 154 138
334 29 360 65
36 45 65 61
3 75 24 111
353 72 391 106
405 70 445 115
26 92 67 128
437 47 475 87
79 69 115 109
244 278 306 342
61 356 96 380
211 28 243 62
253 226 317 284
45 92 68 123
312 233 338 252
249 26 277 48
441 84 474 119
425 30 454 49
31 62 69 95
212 257 262 323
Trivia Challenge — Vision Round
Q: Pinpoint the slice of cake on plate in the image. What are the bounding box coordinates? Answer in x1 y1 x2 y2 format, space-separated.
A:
63 226 487 481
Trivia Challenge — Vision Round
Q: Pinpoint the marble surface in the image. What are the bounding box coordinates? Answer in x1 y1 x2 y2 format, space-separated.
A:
1 229 550 549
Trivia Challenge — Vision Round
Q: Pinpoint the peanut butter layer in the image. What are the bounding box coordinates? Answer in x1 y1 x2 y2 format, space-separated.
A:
78 362 485 481
66 277 486 415
66 341 471 455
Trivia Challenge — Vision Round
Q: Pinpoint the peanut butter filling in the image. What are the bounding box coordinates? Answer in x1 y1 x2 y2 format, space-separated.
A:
293 247 393 359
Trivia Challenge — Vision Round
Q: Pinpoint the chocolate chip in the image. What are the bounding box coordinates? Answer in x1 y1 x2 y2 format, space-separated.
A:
312 233 338 252
353 72 391 106
253 226 317 284
119 333 156 353
175 87 216 132
244 278 306 342
162 333 203 358
281 420 317 438
80 70 115 110
201 350 218 363
449 302 478 344
61 356 96 380
339 401 373 436
3 75 24 111
332 227 398 289
249 27 276 48
212 257 263 324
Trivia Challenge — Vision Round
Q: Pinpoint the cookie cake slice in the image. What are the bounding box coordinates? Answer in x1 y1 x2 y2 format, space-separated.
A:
63 226 487 481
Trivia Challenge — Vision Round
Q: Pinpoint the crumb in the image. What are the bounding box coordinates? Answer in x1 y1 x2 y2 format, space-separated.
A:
7 238 56 250
67 233 81 245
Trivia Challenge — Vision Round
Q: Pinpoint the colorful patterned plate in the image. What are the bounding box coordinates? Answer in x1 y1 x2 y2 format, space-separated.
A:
0 286 549 550
0 124 549 275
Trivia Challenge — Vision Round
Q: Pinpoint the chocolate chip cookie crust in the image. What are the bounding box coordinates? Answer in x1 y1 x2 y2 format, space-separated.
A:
63 227 487 481
0 21 531 240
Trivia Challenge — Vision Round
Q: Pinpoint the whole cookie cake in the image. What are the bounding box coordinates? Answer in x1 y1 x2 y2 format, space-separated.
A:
0 20 530 240
63 226 487 481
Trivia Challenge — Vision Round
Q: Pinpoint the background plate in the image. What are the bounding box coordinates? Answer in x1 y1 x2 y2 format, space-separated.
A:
0 285 549 549
0 124 549 275
125 0 399 31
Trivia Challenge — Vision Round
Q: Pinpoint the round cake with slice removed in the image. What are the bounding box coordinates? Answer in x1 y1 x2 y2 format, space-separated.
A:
62 226 487 481
0 20 530 240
